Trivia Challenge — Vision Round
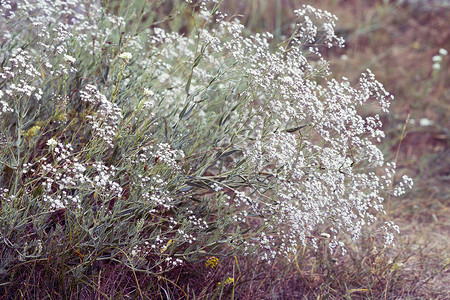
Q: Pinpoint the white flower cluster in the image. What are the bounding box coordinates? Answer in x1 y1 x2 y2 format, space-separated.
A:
432 48 448 70
38 139 124 211
63 54 76 64
118 52 132 62
154 143 185 170
0 188 11 203
0 50 43 101
130 238 183 268
80 85 123 148
87 0 416 258
40 142 83 210
392 175 414 197
0 99 13 115
294 5 345 48
144 190 174 211
92 162 123 197
148 1 410 257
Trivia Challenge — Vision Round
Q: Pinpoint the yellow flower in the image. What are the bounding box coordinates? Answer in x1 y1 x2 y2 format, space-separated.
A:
224 277 234 285
23 126 41 139
205 256 219 268
218 277 234 286
160 239 173 253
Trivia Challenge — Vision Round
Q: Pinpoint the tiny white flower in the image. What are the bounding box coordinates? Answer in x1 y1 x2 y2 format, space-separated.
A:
63 54 76 64
143 88 154 97
419 118 432 127
439 48 448 56
0 100 12 114
432 55 442 62
47 138 58 148
320 233 331 238
37 240 43 253
118 52 132 61
432 63 441 70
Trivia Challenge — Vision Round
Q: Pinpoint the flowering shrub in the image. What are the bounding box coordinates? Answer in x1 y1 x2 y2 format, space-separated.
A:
0 0 411 293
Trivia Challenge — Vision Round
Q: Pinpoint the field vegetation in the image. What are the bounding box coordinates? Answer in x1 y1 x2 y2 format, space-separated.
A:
0 0 448 299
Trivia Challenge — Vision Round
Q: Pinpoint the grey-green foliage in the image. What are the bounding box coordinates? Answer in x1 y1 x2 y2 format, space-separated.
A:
0 0 412 290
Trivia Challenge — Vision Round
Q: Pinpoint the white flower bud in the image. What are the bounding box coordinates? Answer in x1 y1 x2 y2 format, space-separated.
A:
63 54 76 64
118 52 132 61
